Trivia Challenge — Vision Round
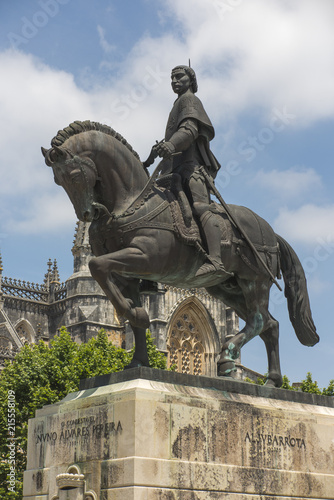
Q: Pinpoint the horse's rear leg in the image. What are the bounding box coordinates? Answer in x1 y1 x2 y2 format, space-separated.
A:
207 282 250 376
260 315 283 387
216 279 270 377
218 312 264 376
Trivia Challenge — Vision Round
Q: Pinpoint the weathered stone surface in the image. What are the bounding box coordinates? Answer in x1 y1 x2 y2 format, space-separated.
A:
23 370 334 499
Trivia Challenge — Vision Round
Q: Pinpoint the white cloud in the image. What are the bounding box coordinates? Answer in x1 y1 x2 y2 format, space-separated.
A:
3 190 76 235
158 0 334 125
97 25 115 54
252 166 322 200
274 204 334 244
2 0 334 236
0 50 94 235
0 49 170 235
0 49 93 196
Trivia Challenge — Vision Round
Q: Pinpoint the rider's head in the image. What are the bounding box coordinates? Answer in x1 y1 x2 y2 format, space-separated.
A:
171 65 198 94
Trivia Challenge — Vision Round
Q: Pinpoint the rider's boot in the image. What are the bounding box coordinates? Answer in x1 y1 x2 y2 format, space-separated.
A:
195 211 232 279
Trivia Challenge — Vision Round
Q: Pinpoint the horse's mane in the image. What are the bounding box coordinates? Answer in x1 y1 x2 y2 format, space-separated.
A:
51 120 141 162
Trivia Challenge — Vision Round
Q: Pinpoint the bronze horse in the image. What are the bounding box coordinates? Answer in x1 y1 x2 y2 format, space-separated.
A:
42 121 319 387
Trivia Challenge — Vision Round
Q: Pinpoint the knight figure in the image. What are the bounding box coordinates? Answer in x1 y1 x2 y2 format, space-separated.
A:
147 64 229 279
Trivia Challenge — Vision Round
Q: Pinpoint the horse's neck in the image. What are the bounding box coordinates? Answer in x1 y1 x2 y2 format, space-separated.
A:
99 147 147 214
71 132 147 215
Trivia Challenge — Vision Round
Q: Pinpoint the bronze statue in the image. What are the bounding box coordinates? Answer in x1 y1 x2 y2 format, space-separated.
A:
41 70 319 388
145 65 227 279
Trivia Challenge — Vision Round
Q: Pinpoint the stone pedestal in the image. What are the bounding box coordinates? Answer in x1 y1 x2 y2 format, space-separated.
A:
23 368 334 499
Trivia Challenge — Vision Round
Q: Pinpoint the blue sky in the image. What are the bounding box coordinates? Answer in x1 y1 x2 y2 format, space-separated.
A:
1 0 334 388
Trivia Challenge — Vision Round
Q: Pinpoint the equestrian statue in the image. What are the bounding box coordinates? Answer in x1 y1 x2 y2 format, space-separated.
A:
41 64 319 387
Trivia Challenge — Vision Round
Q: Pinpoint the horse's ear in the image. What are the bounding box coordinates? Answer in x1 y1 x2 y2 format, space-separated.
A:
41 147 48 158
41 146 53 166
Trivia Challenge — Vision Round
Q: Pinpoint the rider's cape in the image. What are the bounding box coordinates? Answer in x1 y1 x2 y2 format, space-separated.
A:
164 91 221 178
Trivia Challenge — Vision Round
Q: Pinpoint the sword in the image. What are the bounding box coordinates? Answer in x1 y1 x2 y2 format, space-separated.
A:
199 166 282 291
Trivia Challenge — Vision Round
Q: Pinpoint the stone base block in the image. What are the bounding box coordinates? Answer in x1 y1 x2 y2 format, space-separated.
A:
23 368 334 499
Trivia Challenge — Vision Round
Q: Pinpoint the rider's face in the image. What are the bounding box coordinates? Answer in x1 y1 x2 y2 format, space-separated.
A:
171 69 191 95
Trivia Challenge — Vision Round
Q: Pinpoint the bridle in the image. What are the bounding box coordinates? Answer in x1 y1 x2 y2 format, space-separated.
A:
52 147 112 220
52 146 163 224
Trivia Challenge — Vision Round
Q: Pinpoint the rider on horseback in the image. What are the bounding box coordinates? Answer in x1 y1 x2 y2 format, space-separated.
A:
152 65 229 279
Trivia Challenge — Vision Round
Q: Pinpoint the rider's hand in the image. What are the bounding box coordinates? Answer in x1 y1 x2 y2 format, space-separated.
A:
154 141 175 159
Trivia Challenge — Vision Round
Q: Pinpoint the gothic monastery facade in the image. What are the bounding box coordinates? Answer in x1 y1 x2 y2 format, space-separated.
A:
0 222 259 380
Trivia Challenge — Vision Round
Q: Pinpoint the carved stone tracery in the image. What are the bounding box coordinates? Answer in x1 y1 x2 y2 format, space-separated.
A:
16 320 35 345
167 297 218 376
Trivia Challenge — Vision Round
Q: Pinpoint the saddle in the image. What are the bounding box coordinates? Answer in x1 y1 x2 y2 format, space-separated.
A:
156 176 279 277
156 173 231 250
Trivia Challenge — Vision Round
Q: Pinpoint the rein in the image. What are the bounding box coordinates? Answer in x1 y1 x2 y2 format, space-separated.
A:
63 148 110 219
63 148 101 180
65 147 164 223
104 161 164 224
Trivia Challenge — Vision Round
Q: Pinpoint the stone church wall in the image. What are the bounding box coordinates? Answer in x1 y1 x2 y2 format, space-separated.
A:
0 222 239 377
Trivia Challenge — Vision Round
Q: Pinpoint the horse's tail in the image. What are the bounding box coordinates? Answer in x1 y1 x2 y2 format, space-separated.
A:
276 234 319 346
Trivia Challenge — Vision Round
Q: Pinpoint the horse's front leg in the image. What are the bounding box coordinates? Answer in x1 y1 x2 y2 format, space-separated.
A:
89 250 151 368
117 277 150 369
89 248 150 329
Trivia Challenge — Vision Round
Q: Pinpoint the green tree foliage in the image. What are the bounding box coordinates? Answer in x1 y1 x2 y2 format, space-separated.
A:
322 379 334 396
0 328 166 498
245 371 333 397
141 332 167 370
280 375 295 391
300 372 322 395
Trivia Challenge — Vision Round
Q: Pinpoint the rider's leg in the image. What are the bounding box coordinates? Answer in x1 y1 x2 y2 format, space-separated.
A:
189 174 228 277
195 210 226 277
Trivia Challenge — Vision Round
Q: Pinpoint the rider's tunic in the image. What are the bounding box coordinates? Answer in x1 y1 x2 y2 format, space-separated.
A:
164 91 221 182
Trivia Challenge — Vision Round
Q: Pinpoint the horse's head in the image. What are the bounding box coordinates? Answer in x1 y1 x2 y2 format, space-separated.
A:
42 145 101 222
43 121 149 223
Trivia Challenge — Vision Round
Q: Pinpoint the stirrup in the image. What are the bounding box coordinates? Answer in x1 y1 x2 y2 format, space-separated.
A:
195 259 231 279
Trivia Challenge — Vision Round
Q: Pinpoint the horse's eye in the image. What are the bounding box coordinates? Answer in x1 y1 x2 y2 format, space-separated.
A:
70 169 82 183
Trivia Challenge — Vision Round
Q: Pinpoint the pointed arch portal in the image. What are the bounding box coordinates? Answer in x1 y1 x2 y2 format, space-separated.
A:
166 296 219 377
15 319 35 345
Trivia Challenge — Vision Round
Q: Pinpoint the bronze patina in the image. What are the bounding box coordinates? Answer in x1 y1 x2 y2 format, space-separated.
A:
42 67 319 387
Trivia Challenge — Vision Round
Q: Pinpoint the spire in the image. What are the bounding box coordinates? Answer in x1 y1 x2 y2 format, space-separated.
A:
44 258 53 287
51 259 60 284
73 221 90 249
73 220 80 247
71 221 93 273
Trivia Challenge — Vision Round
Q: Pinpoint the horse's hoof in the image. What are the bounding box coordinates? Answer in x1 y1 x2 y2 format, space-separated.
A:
217 359 237 376
264 379 276 388
265 373 283 388
124 358 150 370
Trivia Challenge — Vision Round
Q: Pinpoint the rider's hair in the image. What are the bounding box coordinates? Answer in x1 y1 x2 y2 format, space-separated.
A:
172 65 198 93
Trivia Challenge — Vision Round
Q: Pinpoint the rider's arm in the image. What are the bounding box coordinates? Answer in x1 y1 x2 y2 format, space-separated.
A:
156 119 199 158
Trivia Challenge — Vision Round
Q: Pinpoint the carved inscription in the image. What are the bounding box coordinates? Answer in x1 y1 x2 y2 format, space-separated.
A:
245 432 306 449
35 417 122 444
